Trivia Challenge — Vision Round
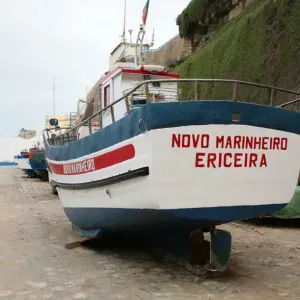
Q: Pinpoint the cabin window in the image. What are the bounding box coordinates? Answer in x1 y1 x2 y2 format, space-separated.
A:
104 85 110 108
152 82 161 88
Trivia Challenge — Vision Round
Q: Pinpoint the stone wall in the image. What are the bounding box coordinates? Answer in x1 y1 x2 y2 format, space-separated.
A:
144 35 191 67
18 129 36 140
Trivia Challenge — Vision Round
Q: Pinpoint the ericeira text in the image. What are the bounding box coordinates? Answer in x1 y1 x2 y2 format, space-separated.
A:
63 159 95 175
171 134 289 168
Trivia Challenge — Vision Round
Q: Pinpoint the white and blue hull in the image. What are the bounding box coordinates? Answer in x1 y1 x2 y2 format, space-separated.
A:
47 110 300 237
17 157 36 177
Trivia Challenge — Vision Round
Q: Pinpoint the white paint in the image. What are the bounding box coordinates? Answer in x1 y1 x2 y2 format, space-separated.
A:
77 126 99 140
18 158 32 170
100 71 178 129
48 133 150 184
52 125 300 211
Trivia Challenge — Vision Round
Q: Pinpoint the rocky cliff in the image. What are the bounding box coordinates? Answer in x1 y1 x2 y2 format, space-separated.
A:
175 0 300 109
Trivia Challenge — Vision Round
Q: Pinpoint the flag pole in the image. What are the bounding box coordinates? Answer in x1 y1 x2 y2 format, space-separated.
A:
121 0 127 43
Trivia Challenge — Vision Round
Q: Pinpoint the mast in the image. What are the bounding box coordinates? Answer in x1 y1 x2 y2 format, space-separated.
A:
135 0 150 68
121 0 127 43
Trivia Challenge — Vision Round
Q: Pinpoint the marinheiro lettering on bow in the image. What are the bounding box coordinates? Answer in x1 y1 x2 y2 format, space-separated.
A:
63 159 95 175
48 144 136 175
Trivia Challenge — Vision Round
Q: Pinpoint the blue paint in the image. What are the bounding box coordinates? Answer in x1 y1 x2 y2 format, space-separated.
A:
63 203 286 235
72 225 104 239
211 229 232 266
0 162 17 166
14 155 27 159
29 159 47 170
45 101 300 162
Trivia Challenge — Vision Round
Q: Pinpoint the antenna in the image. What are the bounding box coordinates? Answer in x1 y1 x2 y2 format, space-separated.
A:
128 29 133 44
121 0 127 42
151 28 155 47
53 76 56 115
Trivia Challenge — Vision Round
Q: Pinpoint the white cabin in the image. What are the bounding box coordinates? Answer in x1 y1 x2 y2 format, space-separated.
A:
79 25 180 139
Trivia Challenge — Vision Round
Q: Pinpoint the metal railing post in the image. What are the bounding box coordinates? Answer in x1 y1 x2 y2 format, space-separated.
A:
125 96 130 114
111 105 116 123
67 132 70 143
232 82 238 101
88 119 92 135
145 83 151 103
98 112 103 129
269 88 275 107
194 81 198 100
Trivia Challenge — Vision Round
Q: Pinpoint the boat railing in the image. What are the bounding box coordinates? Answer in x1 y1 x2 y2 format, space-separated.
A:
122 86 180 103
43 78 300 147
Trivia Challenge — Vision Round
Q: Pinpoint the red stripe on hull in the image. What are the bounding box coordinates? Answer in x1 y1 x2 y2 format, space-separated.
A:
122 68 179 78
48 144 135 175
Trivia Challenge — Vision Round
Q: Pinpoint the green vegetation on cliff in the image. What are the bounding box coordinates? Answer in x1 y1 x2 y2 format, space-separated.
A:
176 0 300 108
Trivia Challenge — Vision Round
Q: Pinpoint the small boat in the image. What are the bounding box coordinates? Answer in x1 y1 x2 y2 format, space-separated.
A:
15 151 36 178
43 3 300 275
28 147 49 181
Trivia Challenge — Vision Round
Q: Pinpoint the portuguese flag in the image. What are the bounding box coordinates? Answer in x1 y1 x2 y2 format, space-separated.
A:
142 0 150 25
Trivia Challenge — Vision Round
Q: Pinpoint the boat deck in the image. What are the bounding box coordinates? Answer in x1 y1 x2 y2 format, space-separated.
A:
1 166 300 299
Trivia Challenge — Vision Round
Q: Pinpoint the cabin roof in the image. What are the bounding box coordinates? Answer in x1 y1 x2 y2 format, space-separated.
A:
99 67 179 86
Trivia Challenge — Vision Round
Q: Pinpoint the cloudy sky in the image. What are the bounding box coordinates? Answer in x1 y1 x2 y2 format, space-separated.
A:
0 0 190 138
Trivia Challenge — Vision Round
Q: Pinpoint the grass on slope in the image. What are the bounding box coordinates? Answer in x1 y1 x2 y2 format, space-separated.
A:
176 0 300 108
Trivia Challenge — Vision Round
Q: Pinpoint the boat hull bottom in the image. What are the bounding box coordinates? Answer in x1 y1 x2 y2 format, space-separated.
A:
64 203 286 237
34 170 49 181
23 169 36 178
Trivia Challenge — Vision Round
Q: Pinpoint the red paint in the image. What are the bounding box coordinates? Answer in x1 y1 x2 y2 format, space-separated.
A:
98 66 179 87
122 68 179 78
171 134 210 148
233 153 243 168
99 67 121 85
195 152 268 168
260 154 268 167
207 153 217 168
224 153 232 168
195 153 205 167
215 136 288 150
49 144 135 175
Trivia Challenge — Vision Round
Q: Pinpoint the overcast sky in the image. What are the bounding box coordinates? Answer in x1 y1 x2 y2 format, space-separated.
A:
0 0 190 138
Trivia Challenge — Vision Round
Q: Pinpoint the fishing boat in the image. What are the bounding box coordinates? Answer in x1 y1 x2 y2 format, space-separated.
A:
43 2 300 275
15 150 36 178
28 147 49 181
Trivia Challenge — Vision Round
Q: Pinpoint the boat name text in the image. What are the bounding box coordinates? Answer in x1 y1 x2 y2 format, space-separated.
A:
171 134 288 168
63 159 96 175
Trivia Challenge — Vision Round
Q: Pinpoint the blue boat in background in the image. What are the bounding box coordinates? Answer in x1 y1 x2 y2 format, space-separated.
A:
28 148 48 181
0 161 17 166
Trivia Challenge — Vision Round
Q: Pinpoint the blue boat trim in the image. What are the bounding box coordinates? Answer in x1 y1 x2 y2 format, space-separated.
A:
53 167 149 190
0 162 17 166
63 203 287 234
45 101 300 162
